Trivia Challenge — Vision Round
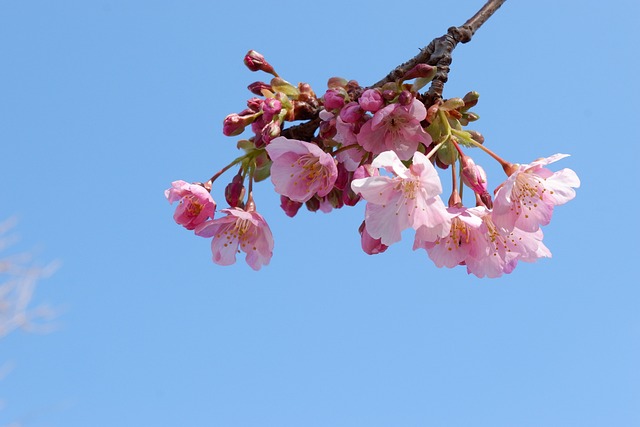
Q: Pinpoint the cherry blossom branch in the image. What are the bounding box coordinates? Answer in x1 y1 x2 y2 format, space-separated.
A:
279 0 506 143
372 0 506 98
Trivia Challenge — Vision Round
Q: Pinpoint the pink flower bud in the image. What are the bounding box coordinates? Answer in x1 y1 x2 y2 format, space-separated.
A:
402 63 436 81
461 156 488 194
339 101 364 124
260 121 281 144
358 89 384 112
323 88 346 110
280 195 303 217
223 113 256 136
243 50 276 75
247 81 272 96
246 97 264 113
261 98 282 122
225 172 246 208
397 90 413 106
359 221 388 255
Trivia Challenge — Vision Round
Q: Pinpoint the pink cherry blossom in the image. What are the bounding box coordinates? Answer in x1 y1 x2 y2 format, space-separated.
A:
266 136 338 203
165 180 216 230
416 206 551 278
195 207 274 271
414 206 485 268
356 99 432 161
492 154 580 232
464 211 551 278
351 150 451 246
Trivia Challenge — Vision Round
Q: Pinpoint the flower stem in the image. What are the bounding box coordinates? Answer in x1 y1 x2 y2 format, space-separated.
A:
465 138 510 169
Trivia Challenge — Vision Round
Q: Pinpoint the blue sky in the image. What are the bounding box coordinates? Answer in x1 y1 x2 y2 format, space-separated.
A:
1 1 639 426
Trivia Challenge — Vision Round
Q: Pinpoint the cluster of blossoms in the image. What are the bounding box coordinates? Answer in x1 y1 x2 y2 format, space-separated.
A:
166 50 580 277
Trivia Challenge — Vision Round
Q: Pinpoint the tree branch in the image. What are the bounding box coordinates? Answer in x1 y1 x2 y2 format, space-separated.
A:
372 0 506 100
280 0 506 141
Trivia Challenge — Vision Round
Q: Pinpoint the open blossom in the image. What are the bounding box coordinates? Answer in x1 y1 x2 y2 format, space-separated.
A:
416 206 551 278
492 154 580 232
195 207 274 271
165 180 216 230
266 136 338 203
356 99 432 161
351 150 451 246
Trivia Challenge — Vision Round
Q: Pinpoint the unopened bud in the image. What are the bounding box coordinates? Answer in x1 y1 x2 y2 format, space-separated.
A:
398 90 413 106
462 91 480 110
323 88 346 110
402 63 437 81
461 156 488 194
247 81 272 96
468 130 484 144
243 50 277 76
339 101 364 123
261 121 281 144
358 89 384 112
280 195 303 217
223 113 256 136
359 221 388 255
225 171 246 208
261 98 282 122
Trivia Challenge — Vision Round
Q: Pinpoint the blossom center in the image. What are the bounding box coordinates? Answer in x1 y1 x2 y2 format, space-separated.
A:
440 217 472 251
511 174 544 216
183 195 203 216
291 154 328 189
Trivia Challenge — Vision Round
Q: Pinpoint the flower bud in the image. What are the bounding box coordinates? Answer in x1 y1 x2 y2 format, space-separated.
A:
398 90 413 106
223 113 256 136
247 81 272 96
358 89 384 112
461 156 488 194
243 50 277 76
462 91 480 110
225 171 246 208
280 195 303 217
339 101 364 123
260 121 281 144
323 88 346 110
402 63 437 81
468 130 484 144
359 221 388 255
261 98 282 122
